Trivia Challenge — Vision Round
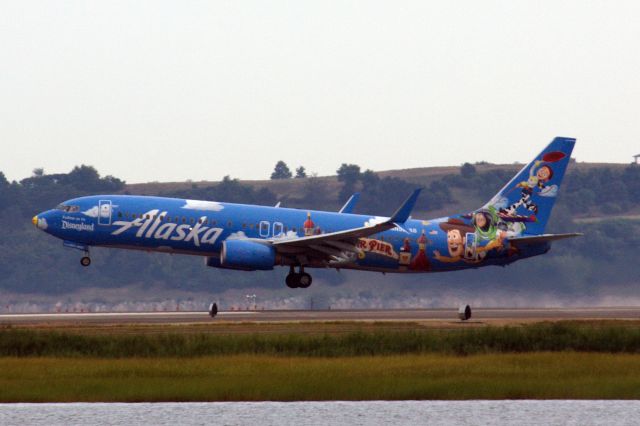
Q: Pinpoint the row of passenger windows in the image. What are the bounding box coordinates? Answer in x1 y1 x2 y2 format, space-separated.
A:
115 211 298 233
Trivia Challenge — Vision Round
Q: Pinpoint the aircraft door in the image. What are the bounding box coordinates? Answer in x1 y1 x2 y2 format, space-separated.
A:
259 221 270 238
273 222 283 238
98 200 112 226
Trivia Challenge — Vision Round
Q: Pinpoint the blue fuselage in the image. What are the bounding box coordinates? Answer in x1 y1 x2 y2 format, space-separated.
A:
34 195 548 273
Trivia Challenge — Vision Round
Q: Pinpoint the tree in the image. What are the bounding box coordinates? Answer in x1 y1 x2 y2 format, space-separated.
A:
337 163 361 202
360 169 380 189
337 164 361 183
295 166 307 178
0 171 8 188
461 162 476 179
271 161 292 179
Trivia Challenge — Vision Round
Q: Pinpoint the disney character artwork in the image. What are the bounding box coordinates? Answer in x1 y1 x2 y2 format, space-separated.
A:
500 151 565 218
409 230 431 271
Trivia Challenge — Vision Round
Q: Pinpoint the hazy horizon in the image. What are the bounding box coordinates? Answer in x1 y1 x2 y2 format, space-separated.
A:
2 1 640 183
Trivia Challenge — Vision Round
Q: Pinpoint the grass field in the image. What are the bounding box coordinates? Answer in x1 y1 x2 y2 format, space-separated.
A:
1 353 640 401
3 321 640 401
3 321 640 357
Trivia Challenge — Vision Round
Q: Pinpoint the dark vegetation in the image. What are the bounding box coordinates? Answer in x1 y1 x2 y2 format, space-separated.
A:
3 322 640 357
0 162 639 295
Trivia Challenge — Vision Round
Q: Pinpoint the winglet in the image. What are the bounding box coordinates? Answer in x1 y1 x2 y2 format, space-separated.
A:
389 189 421 224
339 193 360 214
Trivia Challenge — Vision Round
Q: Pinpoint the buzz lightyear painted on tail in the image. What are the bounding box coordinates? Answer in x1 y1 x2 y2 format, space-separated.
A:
33 137 581 291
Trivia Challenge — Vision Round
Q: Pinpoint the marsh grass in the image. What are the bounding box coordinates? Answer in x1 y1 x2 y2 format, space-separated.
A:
2 353 640 401
2 322 640 358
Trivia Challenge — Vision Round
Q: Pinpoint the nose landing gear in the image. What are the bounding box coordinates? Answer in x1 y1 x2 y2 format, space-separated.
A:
285 266 313 289
80 249 91 267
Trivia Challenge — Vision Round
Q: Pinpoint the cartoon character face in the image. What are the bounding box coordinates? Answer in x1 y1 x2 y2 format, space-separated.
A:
447 229 465 258
537 165 552 181
474 212 487 229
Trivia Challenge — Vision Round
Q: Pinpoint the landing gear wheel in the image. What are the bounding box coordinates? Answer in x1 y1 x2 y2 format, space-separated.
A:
298 273 312 288
80 256 91 267
458 304 472 321
208 302 218 318
286 273 300 289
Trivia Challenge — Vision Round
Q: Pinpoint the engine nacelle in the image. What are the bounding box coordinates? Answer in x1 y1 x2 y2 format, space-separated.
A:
216 239 275 271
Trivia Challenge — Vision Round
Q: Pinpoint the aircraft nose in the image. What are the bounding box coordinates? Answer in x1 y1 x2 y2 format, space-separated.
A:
32 213 49 230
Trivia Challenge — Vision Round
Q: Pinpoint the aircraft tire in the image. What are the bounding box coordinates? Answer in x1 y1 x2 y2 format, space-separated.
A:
80 256 91 267
458 304 472 321
285 273 300 289
208 302 218 318
298 273 312 288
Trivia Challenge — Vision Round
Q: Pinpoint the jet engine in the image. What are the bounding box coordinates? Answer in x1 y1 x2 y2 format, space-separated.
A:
215 239 275 271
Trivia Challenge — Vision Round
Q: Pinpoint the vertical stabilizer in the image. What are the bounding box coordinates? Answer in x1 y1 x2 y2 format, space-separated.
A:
483 137 575 235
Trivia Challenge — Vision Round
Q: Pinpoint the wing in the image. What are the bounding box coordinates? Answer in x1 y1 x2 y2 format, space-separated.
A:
273 189 421 266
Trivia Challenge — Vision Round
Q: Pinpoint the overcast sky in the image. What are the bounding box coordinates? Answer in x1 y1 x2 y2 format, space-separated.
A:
1 1 639 183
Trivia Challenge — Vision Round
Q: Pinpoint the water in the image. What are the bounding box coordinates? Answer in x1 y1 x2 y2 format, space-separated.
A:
1 401 639 426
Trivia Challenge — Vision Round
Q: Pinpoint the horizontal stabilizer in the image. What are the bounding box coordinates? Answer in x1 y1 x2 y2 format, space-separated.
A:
509 233 583 246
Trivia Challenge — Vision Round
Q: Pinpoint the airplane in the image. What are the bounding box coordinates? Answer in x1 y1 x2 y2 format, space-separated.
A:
33 137 581 293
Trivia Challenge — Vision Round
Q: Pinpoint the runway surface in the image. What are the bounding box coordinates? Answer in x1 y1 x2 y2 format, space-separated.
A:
1 307 639 326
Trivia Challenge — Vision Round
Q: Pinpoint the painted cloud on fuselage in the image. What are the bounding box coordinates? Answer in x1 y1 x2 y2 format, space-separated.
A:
182 200 224 211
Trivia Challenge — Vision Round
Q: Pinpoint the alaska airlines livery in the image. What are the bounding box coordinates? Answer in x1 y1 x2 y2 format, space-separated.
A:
33 137 581 289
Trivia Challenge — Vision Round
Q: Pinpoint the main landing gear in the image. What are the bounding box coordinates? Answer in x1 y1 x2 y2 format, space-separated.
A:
208 302 218 318
458 304 472 321
286 266 312 289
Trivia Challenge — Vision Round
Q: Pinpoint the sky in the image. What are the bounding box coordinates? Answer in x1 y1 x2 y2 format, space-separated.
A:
1 1 639 183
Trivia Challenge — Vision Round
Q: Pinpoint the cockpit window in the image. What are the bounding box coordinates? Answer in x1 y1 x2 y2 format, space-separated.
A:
56 204 80 213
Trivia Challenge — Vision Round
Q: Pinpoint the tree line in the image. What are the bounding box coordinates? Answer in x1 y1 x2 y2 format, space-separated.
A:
0 162 638 295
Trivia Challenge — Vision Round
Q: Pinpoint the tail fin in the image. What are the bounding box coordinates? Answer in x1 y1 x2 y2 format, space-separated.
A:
483 136 575 235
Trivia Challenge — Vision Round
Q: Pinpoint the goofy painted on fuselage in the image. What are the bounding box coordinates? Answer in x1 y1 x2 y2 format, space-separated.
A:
33 137 581 289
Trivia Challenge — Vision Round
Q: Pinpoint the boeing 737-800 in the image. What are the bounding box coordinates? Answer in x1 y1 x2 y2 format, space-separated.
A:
33 137 580 291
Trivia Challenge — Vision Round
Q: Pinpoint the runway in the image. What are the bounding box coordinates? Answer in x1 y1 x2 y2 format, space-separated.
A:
1 307 640 326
